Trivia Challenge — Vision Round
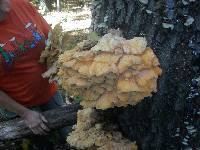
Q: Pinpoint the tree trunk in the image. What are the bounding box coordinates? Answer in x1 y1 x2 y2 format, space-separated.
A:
0 103 80 141
44 0 55 11
91 0 200 149
57 0 61 11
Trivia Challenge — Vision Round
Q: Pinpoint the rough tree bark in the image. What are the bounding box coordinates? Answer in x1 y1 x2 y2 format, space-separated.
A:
91 0 200 150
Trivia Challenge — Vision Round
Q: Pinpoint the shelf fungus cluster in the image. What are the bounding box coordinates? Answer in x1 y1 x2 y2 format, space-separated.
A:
67 108 138 150
40 24 63 68
58 32 162 110
42 30 162 150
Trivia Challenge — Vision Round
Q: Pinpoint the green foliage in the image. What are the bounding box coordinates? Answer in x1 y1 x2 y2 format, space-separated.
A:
30 0 40 6
74 96 83 102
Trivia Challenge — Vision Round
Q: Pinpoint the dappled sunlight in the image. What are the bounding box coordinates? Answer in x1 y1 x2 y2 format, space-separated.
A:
43 7 91 31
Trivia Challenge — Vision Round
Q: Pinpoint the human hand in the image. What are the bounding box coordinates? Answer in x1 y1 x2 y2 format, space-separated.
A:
22 110 50 135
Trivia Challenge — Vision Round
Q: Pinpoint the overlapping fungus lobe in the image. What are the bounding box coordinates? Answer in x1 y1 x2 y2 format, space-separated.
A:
58 32 162 110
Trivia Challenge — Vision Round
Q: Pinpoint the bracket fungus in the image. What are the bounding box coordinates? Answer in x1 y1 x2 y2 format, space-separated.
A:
67 108 138 150
40 24 63 68
58 32 162 110
41 29 162 150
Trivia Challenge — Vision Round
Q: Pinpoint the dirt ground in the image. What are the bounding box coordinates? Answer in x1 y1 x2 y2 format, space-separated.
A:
43 7 91 32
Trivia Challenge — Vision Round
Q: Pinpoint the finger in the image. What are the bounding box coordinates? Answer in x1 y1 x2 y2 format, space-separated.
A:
40 122 50 132
31 128 40 135
35 126 47 135
40 115 48 123
29 123 38 129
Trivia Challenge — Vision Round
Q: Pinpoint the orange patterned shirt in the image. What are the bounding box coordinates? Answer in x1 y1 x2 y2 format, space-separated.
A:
0 0 57 107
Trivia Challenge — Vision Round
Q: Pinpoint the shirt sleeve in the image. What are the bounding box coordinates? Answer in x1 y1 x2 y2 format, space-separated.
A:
25 1 51 39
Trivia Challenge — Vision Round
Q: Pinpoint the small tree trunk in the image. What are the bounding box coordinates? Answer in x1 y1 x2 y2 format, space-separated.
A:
57 0 61 11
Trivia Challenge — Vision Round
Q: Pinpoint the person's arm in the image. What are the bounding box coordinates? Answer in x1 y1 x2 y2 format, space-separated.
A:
0 90 49 135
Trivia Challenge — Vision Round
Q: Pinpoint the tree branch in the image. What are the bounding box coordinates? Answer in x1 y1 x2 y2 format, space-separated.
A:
0 103 80 141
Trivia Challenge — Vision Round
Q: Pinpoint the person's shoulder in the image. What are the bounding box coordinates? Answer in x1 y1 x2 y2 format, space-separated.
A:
11 0 37 13
12 0 31 7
